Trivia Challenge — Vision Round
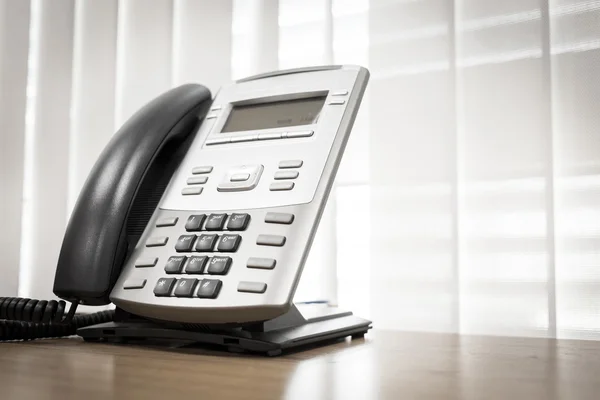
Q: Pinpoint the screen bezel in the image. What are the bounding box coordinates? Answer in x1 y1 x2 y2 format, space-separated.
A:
220 95 327 134
208 90 329 139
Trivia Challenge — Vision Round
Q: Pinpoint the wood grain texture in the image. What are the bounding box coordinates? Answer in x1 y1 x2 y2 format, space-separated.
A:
1 330 600 400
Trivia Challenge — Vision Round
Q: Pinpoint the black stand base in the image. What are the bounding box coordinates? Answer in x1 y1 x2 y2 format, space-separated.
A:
77 304 372 356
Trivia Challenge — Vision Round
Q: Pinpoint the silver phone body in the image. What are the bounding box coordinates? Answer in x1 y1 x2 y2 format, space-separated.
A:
110 65 369 324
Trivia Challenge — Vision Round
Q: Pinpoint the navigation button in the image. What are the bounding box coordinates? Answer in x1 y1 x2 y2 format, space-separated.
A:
332 90 348 96
329 100 346 105
230 173 250 182
217 164 263 192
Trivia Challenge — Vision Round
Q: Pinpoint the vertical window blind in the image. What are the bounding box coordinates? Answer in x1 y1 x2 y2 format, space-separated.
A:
0 0 599 340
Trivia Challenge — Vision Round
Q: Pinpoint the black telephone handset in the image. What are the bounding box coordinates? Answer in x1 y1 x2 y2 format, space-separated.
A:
1 84 212 340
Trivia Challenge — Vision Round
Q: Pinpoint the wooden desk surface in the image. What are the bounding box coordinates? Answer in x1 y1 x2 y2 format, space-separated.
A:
1 330 600 400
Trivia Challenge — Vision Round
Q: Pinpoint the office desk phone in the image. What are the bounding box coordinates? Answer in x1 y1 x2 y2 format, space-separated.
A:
0 66 371 355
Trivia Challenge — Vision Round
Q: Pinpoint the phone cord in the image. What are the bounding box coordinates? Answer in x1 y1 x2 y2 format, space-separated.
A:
0 297 115 341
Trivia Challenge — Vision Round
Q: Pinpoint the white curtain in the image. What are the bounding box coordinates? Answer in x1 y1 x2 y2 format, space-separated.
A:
1 0 599 340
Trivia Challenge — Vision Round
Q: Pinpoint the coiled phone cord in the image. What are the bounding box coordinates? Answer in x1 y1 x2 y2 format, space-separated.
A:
0 297 115 341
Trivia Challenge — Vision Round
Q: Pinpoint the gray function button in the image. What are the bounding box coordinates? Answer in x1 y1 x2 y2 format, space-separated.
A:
192 166 213 174
247 257 276 270
182 187 203 195
123 279 147 290
135 257 158 268
230 134 257 143
146 237 168 247
265 212 295 224
258 132 283 141
329 100 346 105
270 182 294 191
278 160 303 169
187 176 208 185
156 217 178 227
256 234 286 247
238 281 267 294
206 114 218 119
274 171 299 180
206 137 230 146
285 130 313 138
332 90 348 96
210 105 222 111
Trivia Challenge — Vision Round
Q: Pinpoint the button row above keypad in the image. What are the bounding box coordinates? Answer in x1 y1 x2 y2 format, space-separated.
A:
205 131 313 146
175 234 241 252
154 277 222 298
165 255 232 275
185 213 250 232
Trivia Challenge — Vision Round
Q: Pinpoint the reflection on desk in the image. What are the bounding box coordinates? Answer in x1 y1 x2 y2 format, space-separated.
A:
1 330 600 400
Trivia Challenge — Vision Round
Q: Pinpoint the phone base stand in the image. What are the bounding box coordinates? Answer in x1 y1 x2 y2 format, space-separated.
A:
76 304 372 356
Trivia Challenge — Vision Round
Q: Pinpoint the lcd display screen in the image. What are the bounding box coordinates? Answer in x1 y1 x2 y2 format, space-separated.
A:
220 96 326 133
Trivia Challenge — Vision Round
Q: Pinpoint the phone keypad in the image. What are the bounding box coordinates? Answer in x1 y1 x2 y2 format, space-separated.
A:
146 211 272 299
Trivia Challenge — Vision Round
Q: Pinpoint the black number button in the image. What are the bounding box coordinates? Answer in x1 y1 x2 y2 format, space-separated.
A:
173 278 198 297
205 214 227 231
175 235 196 252
197 279 222 299
153 278 176 297
164 256 186 274
185 256 208 274
207 256 232 275
226 213 250 231
195 234 218 252
217 234 241 252
185 214 206 231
